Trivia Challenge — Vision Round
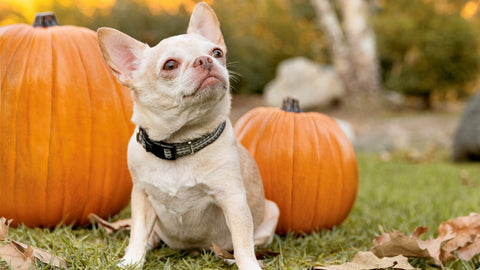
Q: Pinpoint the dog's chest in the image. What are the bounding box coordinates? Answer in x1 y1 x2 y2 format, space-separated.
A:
135 160 217 218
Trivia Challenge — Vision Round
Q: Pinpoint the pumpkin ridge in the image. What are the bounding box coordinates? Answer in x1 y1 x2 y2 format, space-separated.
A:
44 28 56 226
49 27 90 225
251 109 276 164
65 27 95 222
0 27 31 194
234 108 263 143
84 29 133 214
3 26 31 76
272 111 294 233
306 114 321 231
259 110 281 208
304 115 324 231
280 113 296 232
53 28 71 224
327 119 344 226
12 29 36 225
30 29 54 226
288 113 296 231
311 116 332 229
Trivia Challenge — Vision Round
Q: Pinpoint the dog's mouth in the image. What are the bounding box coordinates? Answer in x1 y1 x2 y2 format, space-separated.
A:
198 76 221 90
183 74 226 98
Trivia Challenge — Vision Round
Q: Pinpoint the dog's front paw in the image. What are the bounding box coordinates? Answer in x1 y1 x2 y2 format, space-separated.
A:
117 255 145 269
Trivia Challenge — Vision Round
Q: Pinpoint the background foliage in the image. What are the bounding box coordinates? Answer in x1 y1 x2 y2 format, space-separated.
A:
2 0 480 101
373 0 480 108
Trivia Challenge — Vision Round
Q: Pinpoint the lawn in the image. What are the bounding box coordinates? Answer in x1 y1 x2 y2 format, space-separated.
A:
2 151 480 269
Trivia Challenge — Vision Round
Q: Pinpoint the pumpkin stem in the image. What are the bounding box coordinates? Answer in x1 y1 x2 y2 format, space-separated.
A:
33 12 59 27
281 97 302 113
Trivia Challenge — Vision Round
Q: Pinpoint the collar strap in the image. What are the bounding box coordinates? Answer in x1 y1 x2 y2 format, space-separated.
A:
136 121 226 161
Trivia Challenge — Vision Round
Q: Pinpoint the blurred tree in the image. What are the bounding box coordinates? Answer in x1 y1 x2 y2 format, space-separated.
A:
0 4 26 25
51 0 189 45
311 0 382 95
1 0 326 94
373 0 480 109
212 0 326 93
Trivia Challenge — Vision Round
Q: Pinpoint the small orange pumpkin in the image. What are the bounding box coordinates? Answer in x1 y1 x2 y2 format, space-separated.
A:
234 97 358 233
0 13 134 227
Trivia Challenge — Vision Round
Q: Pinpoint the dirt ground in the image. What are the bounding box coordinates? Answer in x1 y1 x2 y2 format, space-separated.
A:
230 94 463 154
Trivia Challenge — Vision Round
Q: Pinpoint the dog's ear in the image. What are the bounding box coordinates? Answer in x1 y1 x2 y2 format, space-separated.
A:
97 27 148 86
187 2 225 48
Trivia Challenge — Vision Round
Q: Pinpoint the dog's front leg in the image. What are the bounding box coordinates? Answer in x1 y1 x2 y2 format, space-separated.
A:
216 192 262 270
119 185 156 268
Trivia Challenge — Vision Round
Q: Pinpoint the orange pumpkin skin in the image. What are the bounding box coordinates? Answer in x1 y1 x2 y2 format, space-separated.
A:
0 14 134 227
234 99 358 234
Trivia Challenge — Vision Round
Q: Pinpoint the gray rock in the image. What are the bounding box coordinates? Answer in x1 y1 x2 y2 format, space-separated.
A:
333 118 356 143
263 57 345 109
452 90 480 161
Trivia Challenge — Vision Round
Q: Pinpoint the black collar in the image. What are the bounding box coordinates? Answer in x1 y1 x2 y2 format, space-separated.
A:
136 121 226 161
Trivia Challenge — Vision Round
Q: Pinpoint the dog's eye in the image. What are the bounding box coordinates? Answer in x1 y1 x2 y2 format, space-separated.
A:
212 48 224 58
163 60 179 70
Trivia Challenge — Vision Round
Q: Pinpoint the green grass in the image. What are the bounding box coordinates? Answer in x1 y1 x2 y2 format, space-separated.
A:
2 151 480 269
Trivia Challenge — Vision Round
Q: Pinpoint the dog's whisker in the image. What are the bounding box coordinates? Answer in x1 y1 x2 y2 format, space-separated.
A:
226 61 240 68
228 70 242 83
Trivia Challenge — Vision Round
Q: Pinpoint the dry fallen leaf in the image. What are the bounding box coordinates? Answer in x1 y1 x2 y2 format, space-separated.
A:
0 217 66 269
460 170 478 187
211 242 235 260
439 213 480 261
372 213 480 267
255 249 280 260
0 217 11 241
371 226 454 267
210 242 271 269
0 242 36 270
13 240 66 268
314 251 417 270
371 227 431 258
88 213 131 234
455 235 480 261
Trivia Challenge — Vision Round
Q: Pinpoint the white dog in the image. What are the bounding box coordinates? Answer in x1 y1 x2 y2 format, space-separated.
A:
97 2 279 269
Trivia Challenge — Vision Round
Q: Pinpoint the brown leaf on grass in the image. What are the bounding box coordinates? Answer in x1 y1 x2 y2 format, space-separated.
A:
0 217 12 241
313 251 417 270
371 228 431 258
456 235 480 261
211 242 235 260
210 242 280 261
371 226 455 267
417 225 456 266
210 242 271 269
255 249 280 260
460 170 478 187
0 242 36 270
372 213 480 267
13 240 66 268
0 217 66 269
88 213 131 234
439 213 480 261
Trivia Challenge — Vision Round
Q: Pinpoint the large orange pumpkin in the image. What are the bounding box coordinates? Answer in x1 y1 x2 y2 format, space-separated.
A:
234 97 358 233
0 13 134 227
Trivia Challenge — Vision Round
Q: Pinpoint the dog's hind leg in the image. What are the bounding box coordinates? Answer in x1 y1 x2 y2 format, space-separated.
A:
146 218 162 251
254 199 279 247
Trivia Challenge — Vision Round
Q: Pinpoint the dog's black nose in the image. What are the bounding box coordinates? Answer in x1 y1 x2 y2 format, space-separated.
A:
193 56 213 70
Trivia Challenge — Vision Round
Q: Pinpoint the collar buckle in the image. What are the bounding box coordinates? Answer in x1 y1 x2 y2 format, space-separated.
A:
156 143 177 160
